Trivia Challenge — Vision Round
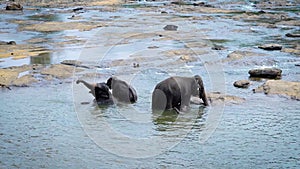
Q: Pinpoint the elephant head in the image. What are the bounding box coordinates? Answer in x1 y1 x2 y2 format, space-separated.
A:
106 76 137 104
76 80 113 105
193 75 209 106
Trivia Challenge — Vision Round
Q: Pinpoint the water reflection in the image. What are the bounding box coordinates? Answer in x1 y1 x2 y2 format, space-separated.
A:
30 52 52 64
152 106 205 131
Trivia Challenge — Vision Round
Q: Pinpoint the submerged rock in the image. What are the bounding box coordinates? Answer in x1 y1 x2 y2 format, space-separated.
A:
41 64 77 79
286 33 300 38
249 68 282 79
6 3 23 10
19 21 105 32
258 44 282 51
253 80 300 100
0 41 16 45
191 92 245 105
233 80 250 88
225 50 266 61
163 25 178 31
12 75 37 87
61 60 90 69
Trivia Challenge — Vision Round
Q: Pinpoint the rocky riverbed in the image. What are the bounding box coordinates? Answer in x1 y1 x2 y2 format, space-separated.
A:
1 0 299 101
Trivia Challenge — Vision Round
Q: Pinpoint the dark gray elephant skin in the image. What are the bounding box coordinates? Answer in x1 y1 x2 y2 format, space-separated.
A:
94 83 113 105
106 77 137 104
152 75 208 112
76 80 113 105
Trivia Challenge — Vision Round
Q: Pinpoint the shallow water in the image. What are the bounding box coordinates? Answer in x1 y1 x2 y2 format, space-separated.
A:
1 0 300 168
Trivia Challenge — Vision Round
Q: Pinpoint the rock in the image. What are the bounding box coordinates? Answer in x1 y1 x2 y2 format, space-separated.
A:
163 25 178 31
295 63 300 67
61 60 90 69
41 64 77 79
233 80 250 88
253 80 300 100
179 55 196 62
19 21 105 32
0 69 18 86
248 68 282 79
212 44 226 50
258 44 282 50
73 7 84 12
225 50 266 61
12 75 37 87
0 41 16 45
6 3 23 10
191 92 245 105
281 48 300 55
286 33 300 38
208 92 245 105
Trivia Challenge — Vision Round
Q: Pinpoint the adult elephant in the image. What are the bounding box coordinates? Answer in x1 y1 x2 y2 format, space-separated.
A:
76 80 113 105
106 76 137 104
152 75 208 112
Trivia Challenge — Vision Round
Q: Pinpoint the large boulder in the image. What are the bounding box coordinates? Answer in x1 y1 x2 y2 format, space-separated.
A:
6 3 23 10
249 68 282 79
191 92 245 106
233 80 250 88
258 44 282 50
253 80 300 100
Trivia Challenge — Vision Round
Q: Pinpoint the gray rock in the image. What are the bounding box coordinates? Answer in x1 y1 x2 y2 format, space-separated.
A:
0 41 16 45
233 80 250 88
249 68 282 79
286 33 300 38
163 25 178 31
6 3 23 10
258 44 282 50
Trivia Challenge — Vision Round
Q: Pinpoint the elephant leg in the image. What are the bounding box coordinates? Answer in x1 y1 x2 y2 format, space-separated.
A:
180 96 191 111
152 89 167 111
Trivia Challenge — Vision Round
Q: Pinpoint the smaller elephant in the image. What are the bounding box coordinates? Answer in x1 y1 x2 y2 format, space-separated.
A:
152 75 208 112
76 80 113 105
94 83 113 105
106 76 137 104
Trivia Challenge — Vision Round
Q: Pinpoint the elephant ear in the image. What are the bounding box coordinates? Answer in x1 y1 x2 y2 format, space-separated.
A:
194 75 203 89
106 77 113 89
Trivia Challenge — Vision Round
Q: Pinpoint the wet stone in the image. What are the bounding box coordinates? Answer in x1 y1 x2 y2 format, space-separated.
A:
258 44 282 51
253 80 300 100
286 33 300 38
163 25 178 31
249 68 282 79
6 3 23 10
233 80 250 88
0 41 16 45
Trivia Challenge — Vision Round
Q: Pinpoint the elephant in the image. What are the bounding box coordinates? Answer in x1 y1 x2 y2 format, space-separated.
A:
76 80 113 105
152 75 208 112
94 83 114 105
106 76 137 104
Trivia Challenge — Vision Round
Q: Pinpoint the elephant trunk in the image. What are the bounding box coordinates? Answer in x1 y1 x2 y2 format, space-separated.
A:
76 80 96 97
200 89 209 106
195 75 209 106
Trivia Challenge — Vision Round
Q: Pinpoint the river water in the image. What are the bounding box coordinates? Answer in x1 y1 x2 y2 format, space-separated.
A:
1 0 300 168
